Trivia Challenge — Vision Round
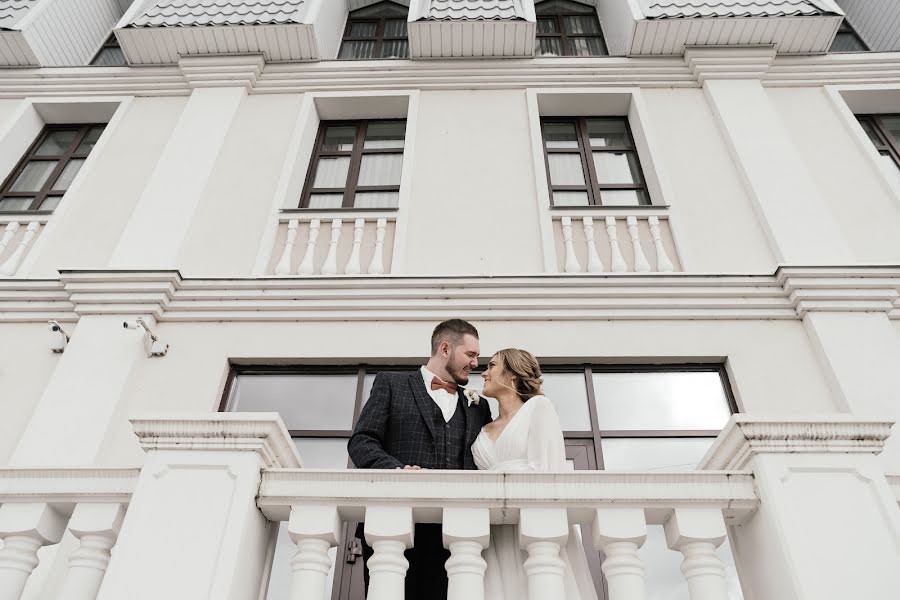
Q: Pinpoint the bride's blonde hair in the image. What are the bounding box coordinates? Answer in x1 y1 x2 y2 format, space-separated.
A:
493 348 543 400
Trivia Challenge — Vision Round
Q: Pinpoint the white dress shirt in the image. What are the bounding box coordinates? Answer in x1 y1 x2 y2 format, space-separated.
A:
420 366 459 423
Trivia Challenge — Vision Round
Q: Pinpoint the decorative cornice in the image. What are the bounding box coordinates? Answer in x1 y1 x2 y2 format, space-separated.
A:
258 469 758 524
699 416 895 471
178 54 266 91
130 413 301 469
5 266 900 323
684 46 777 84
59 270 182 319
0 468 138 505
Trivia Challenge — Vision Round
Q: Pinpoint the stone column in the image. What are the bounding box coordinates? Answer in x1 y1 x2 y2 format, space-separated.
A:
364 506 413 600
287 505 340 600
94 414 300 600
443 507 490 600
700 416 900 600
519 507 569 600
0 503 66 600
664 509 728 600
593 507 647 600
60 503 125 600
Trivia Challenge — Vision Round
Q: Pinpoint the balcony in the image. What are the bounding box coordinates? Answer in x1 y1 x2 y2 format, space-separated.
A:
266 211 397 276
0 213 47 276
0 414 896 600
600 0 845 56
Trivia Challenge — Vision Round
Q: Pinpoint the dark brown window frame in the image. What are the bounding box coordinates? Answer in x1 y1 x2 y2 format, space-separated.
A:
0 124 103 213
535 1 608 57
857 114 900 171
541 116 650 207
338 1 409 60
90 34 126 66
299 119 405 209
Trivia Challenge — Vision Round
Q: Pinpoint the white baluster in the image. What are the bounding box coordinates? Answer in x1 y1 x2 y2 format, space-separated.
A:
582 217 604 273
367 218 387 275
560 217 582 273
0 222 39 276
520 508 568 600
605 217 627 273
365 506 413 600
443 508 489 600
274 219 299 276
0 221 20 258
593 508 647 600
320 219 342 276
288 505 340 600
344 218 365 275
298 219 321 276
664 509 729 600
63 504 125 600
0 503 66 600
648 216 675 272
627 216 651 273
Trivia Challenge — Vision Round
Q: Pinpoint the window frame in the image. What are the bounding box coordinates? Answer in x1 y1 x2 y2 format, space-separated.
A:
535 1 608 57
0 124 103 213
857 114 900 172
299 119 405 210
338 1 409 60
540 116 651 207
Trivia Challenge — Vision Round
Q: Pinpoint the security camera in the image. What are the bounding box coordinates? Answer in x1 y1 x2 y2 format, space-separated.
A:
48 320 69 353
123 318 168 358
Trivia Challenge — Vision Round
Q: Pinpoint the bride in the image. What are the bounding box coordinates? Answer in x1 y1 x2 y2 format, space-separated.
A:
472 348 599 600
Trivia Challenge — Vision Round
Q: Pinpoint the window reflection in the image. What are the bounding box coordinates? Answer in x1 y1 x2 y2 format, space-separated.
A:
600 438 715 471
230 374 358 431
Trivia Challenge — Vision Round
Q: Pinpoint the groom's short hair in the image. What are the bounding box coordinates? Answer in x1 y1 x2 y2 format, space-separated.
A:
431 319 479 355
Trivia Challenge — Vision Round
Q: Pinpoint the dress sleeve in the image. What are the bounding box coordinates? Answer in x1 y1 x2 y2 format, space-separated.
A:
526 396 568 471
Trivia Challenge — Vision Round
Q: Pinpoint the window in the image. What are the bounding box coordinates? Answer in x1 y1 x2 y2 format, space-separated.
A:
541 117 649 206
0 125 105 212
300 120 406 209
830 20 868 53
535 0 607 57
226 363 738 600
338 1 409 60
90 34 127 66
857 115 900 177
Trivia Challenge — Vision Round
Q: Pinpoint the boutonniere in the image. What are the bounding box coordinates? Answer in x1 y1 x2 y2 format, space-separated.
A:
463 388 481 406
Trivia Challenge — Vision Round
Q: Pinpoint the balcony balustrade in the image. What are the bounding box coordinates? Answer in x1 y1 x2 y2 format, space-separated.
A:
267 212 396 276
0 214 47 276
551 209 681 274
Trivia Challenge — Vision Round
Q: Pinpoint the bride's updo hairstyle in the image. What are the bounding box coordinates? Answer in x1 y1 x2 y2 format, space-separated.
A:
494 348 544 401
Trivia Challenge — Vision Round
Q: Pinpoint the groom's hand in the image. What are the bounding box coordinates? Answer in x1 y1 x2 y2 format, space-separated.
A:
397 465 423 470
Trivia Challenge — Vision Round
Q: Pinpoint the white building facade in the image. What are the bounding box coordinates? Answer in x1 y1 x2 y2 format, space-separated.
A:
0 0 899 599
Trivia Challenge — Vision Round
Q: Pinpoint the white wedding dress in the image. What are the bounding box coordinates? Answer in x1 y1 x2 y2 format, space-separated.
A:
472 395 599 600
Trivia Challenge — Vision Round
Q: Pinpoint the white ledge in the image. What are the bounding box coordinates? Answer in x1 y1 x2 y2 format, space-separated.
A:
130 413 301 469
257 469 758 524
0 468 139 506
700 416 895 470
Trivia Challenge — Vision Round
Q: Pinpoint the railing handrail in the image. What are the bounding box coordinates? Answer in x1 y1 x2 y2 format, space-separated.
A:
0 467 139 505
258 468 758 524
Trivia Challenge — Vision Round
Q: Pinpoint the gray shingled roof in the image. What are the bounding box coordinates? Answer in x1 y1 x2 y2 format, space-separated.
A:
640 0 837 19
0 0 39 30
129 0 307 28
416 0 528 21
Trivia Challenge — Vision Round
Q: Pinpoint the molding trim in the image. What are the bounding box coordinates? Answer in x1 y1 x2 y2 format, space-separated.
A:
130 413 301 469
258 469 758 524
178 54 266 91
4 266 900 323
0 468 138 505
684 46 777 84
700 416 895 470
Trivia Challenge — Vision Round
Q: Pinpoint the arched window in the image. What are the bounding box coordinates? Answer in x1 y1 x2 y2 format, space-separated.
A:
339 1 409 60
535 0 607 57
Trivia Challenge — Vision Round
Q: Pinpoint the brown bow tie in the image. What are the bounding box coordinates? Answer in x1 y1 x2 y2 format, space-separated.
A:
430 377 458 394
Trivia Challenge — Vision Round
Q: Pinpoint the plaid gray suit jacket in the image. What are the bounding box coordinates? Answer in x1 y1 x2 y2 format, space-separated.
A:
348 371 492 470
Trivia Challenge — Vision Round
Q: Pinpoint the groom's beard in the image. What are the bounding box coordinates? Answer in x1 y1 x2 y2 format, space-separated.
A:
446 362 471 386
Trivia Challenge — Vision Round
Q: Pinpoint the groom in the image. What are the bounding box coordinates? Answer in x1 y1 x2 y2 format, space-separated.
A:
348 319 492 600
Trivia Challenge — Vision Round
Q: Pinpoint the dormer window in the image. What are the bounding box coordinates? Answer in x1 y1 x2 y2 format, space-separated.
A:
830 20 868 53
535 0 607 57
339 1 409 60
